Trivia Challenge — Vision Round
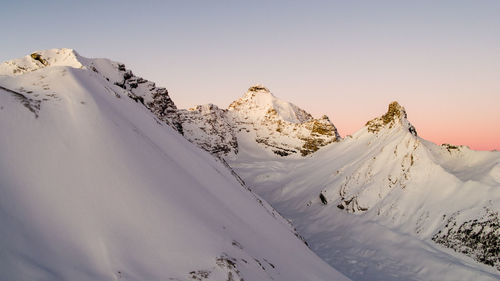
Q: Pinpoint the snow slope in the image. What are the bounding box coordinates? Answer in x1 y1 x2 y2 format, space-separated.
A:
0 49 350 281
228 102 500 281
0 48 183 133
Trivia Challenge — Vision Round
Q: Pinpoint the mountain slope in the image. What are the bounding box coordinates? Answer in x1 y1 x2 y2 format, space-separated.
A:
0 49 350 281
179 85 340 157
0 48 183 133
227 102 500 281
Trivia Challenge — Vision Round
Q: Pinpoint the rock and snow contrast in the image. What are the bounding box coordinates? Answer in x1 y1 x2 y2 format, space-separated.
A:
228 102 500 281
179 85 340 157
1 49 499 281
0 48 183 133
0 49 350 281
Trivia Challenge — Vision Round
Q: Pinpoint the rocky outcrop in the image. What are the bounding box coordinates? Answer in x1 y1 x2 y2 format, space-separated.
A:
108 63 183 134
433 208 500 271
30 53 49 66
366 101 417 136
229 85 340 156
179 104 237 155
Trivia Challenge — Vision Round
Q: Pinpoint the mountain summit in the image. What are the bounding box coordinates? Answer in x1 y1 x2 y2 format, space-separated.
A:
228 84 314 124
228 98 500 280
365 101 417 136
0 49 351 281
0 48 183 133
2 48 499 281
180 85 340 157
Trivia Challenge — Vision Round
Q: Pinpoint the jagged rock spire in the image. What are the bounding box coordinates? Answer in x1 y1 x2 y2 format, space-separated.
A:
365 101 417 136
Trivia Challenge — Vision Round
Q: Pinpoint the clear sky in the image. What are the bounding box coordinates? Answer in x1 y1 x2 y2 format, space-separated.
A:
2 0 499 150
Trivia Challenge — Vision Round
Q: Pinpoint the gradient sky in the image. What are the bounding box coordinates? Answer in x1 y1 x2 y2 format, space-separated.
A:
2 0 499 150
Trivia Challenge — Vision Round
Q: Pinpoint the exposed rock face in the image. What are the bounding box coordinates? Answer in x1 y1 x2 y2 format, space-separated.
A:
178 104 238 155
433 208 500 271
299 115 340 156
92 61 183 134
146 88 183 134
229 85 340 156
179 85 340 157
366 101 417 136
30 53 48 66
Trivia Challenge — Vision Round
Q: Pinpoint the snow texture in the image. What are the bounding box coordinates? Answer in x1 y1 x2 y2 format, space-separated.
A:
0 49 350 281
227 102 500 281
179 84 340 157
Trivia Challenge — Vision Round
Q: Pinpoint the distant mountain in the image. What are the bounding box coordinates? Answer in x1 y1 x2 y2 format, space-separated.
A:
228 101 500 281
0 49 350 281
177 79 500 279
179 85 340 157
2 48 499 281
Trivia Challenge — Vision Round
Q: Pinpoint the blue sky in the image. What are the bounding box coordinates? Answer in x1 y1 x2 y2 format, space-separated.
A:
2 0 500 149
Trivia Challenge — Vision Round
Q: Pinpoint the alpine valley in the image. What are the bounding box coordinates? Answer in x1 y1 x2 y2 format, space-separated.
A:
1 49 499 281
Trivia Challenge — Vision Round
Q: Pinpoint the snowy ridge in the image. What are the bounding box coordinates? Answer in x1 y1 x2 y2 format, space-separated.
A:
228 102 500 280
0 48 86 75
179 85 340 157
0 49 350 281
3 48 499 281
0 48 183 133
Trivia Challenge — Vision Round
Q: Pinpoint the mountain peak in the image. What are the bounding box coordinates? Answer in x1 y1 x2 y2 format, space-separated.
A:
381 101 407 124
365 101 417 136
248 84 271 94
0 48 184 134
228 86 313 124
0 48 85 75
239 84 275 102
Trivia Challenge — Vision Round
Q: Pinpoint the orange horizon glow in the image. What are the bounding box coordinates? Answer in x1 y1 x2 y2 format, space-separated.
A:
3 1 499 151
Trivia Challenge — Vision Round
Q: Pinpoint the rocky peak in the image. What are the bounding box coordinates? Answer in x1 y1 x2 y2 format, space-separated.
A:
365 101 417 136
228 85 273 111
382 101 406 123
176 85 341 157
229 85 313 124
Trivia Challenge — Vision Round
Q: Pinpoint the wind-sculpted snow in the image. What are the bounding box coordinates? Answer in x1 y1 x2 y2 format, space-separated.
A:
228 102 500 280
0 49 350 281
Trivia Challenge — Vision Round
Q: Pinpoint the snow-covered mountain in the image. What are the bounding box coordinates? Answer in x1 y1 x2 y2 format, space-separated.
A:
0 48 183 133
2 48 499 281
228 102 500 281
179 85 340 157
0 49 350 281
169 72 500 280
